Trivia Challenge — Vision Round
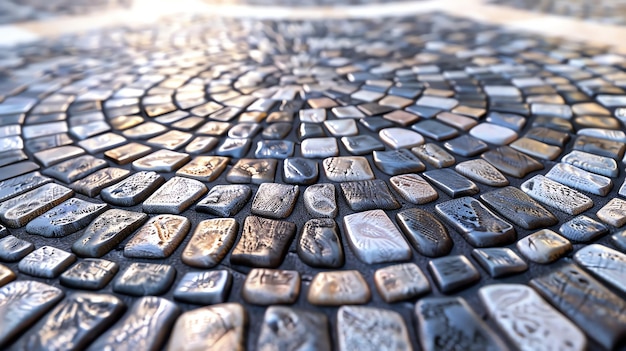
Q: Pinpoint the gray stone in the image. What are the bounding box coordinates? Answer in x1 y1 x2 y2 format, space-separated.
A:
0 172 52 202
337 306 412 351
230 216 296 268
455 159 509 187
396 208 452 257
70 167 131 197
471 248 528 278
415 297 508 351
322 156 375 182
174 270 232 305
24 293 124 351
303 183 337 218
530 264 626 350
340 179 400 211
423 169 479 198
0 183 73 228
480 186 557 230
298 218 344 268
517 229 572 264
60 258 119 290
482 146 544 178
436 197 516 247
251 183 299 219
0 235 33 261
343 209 412 264
100 171 165 206
428 255 480 293
521 175 594 215
72 209 148 258
307 270 370 306
479 284 586 351
374 263 430 302
88 297 179 351
124 214 190 258
389 174 438 204
546 163 613 196
0 281 64 347
18 246 76 278
25 198 108 237
557 212 607 242
257 307 330 351
167 303 246 351
574 244 626 295
372 149 425 175
283 157 319 185
196 185 251 217
379 127 424 149
182 218 238 268
242 268 300 305
562 150 618 177
143 176 207 214
113 263 176 296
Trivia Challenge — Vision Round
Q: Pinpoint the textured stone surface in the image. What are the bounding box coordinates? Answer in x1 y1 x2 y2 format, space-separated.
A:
517 229 572 264
436 197 516 247
242 268 300 305
72 209 148 258
60 258 119 290
22 293 124 351
251 183 299 219
124 214 190 259
343 209 412 264
480 186 557 230
230 216 296 268
479 284 586 351
340 179 400 212
374 263 430 302
336 306 412 351
298 218 344 268
308 270 371 306
143 176 207 214
0 281 64 347
257 307 331 351
302 183 337 218
389 174 439 204
521 175 594 215
574 244 626 295
88 297 179 351
415 297 508 351
18 246 76 278
167 303 246 351
25 198 108 237
113 263 176 296
0 183 73 228
396 208 452 257
174 270 232 305
546 163 613 196
182 218 238 268
471 246 528 278
100 171 165 206
530 264 626 350
423 168 479 198
196 184 251 217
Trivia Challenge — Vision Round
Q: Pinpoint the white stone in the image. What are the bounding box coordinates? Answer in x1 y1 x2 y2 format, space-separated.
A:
469 123 518 145
379 128 424 149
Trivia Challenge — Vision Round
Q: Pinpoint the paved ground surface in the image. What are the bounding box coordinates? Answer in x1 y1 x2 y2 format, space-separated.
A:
1 1 626 350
